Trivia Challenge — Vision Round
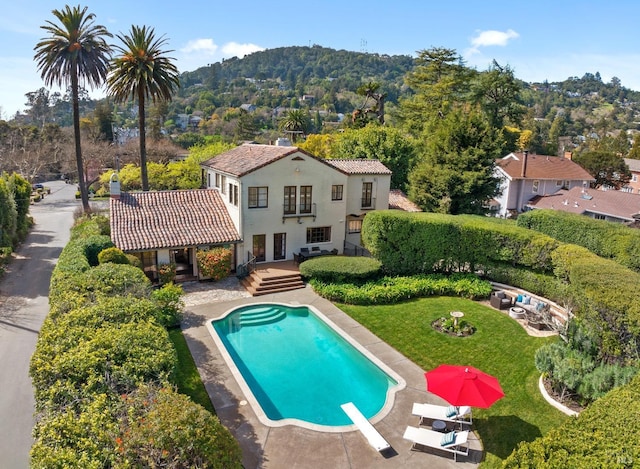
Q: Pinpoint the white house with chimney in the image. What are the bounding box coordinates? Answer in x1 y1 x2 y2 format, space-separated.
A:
493 151 595 218
200 142 392 266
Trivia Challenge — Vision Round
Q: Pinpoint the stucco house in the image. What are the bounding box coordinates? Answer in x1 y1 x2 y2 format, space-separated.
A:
526 186 640 224
109 142 393 280
493 151 594 218
200 142 392 267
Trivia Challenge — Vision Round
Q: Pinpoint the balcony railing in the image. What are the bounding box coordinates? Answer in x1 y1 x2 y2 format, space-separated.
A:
360 197 376 209
282 203 317 222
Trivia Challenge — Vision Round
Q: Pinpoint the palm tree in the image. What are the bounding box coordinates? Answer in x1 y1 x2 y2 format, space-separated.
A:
107 25 179 191
34 5 112 212
279 109 311 142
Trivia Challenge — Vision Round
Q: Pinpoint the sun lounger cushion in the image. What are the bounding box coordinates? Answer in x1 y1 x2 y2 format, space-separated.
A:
441 431 456 446
445 405 457 418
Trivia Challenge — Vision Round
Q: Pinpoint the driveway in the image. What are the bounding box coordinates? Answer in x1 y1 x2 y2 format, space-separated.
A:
0 180 80 468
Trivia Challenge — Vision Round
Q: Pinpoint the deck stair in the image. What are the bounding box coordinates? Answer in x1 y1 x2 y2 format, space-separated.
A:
240 262 305 296
239 306 287 326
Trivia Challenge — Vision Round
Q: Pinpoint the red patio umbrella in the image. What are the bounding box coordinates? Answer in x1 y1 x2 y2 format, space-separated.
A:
425 364 504 408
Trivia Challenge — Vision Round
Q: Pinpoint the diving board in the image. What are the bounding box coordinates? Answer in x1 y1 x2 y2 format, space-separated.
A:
340 402 391 452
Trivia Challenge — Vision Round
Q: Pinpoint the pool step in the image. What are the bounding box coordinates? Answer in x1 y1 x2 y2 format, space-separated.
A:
239 307 286 326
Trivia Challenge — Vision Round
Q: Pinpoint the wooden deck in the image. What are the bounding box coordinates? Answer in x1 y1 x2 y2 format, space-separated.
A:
241 260 305 296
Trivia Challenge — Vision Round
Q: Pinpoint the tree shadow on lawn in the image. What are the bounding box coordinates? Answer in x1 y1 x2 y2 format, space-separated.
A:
475 414 542 461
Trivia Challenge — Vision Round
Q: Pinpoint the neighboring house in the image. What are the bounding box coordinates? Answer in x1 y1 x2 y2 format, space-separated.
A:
388 189 422 212
240 103 256 112
493 151 594 218
109 175 241 281
526 186 640 224
623 158 640 194
200 143 392 268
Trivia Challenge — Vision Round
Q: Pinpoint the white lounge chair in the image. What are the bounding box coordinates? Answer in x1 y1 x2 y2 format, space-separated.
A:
340 402 391 452
403 425 470 461
412 403 472 428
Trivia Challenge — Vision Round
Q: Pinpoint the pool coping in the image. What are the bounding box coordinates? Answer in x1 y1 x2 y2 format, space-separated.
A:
207 301 406 433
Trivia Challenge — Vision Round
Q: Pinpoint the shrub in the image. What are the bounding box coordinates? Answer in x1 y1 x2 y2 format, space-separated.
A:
150 283 185 328
126 254 143 269
82 235 114 266
299 255 382 282
310 273 492 305
196 247 232 281
158 263 176 284
97 247 129 265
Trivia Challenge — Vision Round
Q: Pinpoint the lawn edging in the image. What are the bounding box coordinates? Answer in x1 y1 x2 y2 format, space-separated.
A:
538 375 579 417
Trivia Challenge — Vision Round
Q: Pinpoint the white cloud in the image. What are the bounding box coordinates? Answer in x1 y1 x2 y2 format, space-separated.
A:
466 29 519 56
220 41 265 58
181 38 219 56
176 39 264 72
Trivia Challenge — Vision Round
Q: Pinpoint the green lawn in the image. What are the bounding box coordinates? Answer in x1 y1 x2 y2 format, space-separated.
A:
168 328 216 414
337 296 567 468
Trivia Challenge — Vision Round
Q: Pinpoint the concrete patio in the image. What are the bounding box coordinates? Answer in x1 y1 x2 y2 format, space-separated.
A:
181 283 484 468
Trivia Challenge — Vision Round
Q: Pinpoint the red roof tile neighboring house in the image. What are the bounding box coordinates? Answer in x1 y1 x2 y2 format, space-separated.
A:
497 152 594 181
109 189 241 252
388 189 422 212
324 159 393 175
623 158 640 194
493 152 595 217
526 186 640 223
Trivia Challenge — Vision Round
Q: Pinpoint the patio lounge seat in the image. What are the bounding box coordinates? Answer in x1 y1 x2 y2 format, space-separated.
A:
490 290 512 310
403 426 469 461
412 403 472 428
341 402 391 452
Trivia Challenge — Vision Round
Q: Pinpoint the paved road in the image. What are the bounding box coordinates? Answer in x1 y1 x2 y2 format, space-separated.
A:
0 181 80 468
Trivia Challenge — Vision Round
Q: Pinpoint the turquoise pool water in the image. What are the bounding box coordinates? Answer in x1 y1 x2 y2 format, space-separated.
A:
211 303 400 428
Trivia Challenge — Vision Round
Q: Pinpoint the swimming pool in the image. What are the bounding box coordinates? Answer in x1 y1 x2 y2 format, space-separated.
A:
208 302 405 431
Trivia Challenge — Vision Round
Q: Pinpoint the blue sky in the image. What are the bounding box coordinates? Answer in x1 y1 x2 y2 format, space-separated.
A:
3 0 640 118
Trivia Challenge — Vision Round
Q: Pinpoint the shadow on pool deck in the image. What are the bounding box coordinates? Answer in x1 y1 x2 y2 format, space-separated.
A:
182 284 483 468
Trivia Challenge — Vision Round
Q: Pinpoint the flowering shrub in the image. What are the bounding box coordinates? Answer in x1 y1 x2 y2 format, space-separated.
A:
196 247 232 281
157 263 176 284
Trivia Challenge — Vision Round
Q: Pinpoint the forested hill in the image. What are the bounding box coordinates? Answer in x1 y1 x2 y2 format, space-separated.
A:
173 45 640 130
179 45 415 94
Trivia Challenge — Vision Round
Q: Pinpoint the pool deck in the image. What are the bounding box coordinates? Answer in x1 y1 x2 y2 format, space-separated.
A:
182 282 483 468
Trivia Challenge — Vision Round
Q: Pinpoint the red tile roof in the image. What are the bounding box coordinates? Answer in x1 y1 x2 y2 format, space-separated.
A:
110 189 241 252
201 143 301 176
324 159 392 175
527 186 640 221
497 152 594 181
388 189 422 212
200 143 392 176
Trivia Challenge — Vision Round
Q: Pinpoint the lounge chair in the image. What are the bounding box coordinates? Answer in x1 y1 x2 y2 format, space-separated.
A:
341 402 391 452
412 403 472 428
403 426 469 461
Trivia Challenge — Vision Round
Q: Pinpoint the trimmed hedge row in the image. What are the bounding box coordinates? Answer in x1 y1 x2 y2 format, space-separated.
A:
299 255 382 282
309 273 492 305
30 216 242 468
503 374 640 468
362 210 559 275
517 209 640 272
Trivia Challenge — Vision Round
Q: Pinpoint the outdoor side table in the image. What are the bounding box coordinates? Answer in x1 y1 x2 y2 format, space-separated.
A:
432 420 447 432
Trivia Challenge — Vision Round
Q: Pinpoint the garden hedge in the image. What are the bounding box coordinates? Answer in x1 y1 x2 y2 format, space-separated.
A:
30 216 242 467
517 209 640 272
503 374 640 468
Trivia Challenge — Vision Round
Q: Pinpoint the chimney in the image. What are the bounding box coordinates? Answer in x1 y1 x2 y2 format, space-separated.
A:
521 150 529 178
109 172 121 199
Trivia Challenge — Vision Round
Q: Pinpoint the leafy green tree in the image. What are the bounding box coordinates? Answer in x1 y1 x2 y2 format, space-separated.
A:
108 25 180 191
628 135 640 160
332 125 415 190
0 177 17 247
471 60 525 129
408 106 504 214
573 150 631 189
34 5 112 212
